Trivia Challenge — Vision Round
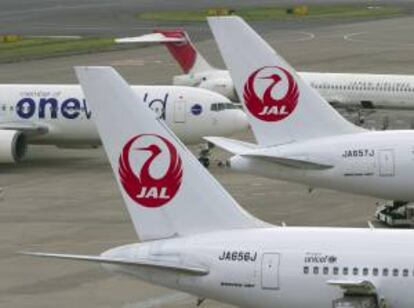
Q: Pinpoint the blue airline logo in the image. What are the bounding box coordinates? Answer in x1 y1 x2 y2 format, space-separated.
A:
15 93 169 120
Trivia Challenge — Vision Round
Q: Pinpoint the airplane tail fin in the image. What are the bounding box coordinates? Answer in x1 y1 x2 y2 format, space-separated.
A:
116 29 214 74
208 17 363 146
75 66 265 242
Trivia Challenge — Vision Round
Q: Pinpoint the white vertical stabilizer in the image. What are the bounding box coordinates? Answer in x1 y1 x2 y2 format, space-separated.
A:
75 67 263 241
208 16 362 146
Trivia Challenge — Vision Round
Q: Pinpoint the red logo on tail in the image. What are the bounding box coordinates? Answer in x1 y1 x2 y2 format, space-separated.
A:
243 66 299 122
119 134 183 208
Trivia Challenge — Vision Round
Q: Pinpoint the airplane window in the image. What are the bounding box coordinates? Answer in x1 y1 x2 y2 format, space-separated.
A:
373 268 379 276
403 269 409 277
363 268 369 276
323 267 329 275
225 103 238 110
9 106 14 111
2 105 5 111
313 267 319 275
333 267 339 275
353 267 359 275
383 268 389 277
303 266 309 274
393 269 399 277
211 103 218 111
343 267 349 275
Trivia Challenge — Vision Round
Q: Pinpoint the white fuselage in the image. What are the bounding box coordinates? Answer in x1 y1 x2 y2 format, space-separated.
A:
301 72 414 110
0 84 247 145
102 227 414 308
178 69 414 109
230 130 414 201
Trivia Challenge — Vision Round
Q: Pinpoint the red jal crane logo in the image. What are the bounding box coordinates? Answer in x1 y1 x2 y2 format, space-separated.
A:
119 134 183 208
243 66 299 122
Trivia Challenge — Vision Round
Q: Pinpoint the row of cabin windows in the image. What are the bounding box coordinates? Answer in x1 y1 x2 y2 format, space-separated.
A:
304 266 410 278
210 103 241 111
312 83 414 92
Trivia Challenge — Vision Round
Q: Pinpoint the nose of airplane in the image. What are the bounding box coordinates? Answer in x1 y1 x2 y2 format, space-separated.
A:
234 110 249 132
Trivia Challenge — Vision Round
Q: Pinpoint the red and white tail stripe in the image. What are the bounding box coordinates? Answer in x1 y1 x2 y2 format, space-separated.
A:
116 29 213 74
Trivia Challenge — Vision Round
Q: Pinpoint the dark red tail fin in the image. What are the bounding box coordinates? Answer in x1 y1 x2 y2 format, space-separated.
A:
154 29 196 73
154 29 212 74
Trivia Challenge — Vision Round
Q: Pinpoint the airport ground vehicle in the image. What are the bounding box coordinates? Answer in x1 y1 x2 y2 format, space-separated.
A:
375 201 414 227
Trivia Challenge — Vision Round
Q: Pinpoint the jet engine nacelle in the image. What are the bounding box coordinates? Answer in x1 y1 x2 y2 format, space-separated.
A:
0 130 27 163
198 78 237 101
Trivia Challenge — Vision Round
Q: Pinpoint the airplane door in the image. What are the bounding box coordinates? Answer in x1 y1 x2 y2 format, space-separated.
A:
379 149 395 176
174 99 186 123
261 253 280 290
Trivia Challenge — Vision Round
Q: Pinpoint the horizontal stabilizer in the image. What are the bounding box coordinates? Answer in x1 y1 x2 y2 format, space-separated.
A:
204 136 257 154
21 251 209 276
243 153 333 170
116 33 186 44
327 280 377 295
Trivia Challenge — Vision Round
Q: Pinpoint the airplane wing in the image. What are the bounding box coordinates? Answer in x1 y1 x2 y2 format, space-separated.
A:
327 280 377 295
0 122 48 134
204 136 258 154
21 251 209 276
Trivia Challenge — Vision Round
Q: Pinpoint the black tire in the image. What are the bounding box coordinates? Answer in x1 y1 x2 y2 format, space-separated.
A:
198 157 210 168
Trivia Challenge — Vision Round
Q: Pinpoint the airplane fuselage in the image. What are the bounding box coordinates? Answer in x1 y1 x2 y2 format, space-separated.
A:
102 227 414 308
0 84 247 146
230 130 414 201
180 69 414 109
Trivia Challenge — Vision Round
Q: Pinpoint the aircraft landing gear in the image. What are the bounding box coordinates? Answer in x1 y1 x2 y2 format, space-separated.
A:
196 297 206 306
198 142 214 168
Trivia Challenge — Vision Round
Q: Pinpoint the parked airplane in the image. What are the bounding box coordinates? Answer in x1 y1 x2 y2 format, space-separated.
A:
206 17 414 219
0 84 247 164
24 66 414 308
117 29 414 112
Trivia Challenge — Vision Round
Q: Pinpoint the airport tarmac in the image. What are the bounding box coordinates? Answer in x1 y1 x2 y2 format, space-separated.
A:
1 13 414 308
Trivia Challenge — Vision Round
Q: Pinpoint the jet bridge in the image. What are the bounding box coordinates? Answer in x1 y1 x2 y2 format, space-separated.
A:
328 280 387 308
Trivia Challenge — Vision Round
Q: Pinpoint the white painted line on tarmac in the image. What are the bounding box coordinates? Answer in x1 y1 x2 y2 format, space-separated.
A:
269 31 315 44
343 32 367 42
122 292 194 308
344 31 414 47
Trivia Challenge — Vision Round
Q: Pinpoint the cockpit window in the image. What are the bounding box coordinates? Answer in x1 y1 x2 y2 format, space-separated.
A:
211 102 241 111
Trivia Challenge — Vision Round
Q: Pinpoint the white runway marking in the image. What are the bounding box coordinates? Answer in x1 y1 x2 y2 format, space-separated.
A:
291 31 316 42
110 59 164 66
343 31 414 47
343 31 368 41
122 292 194 308
269 31 315 44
